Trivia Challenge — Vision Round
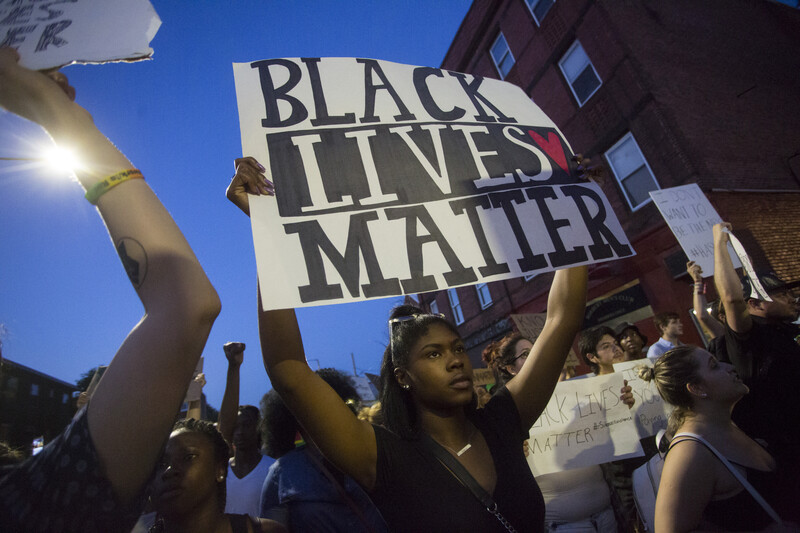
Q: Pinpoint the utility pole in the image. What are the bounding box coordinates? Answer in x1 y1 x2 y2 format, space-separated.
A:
351 353 358 376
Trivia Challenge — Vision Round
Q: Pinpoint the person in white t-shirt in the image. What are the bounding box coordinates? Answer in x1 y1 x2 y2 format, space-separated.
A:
647 312 684 361
218 343 274 516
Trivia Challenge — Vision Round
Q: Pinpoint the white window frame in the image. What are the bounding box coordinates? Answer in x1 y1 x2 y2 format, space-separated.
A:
476 283 492 309
558 40 602 106
523 273 538 282
447 289 465 325
489 32 515 80
526 0 555 26
429 299 440 316
604 132 660 211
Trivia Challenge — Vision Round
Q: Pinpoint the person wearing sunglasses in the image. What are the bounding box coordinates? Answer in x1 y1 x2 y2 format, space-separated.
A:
226 156 588 533
487 331 633 533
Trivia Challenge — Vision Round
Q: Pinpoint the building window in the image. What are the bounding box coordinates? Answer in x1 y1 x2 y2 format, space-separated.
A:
447 289 465 325
526 0 555 25
476 283 492 309
558 40 601 106
490 32 515 79
429 299 440 316
605 132 660 210
30 383 39 396
62 393 69 404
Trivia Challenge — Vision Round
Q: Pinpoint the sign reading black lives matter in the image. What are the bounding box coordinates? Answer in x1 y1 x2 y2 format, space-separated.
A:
234 58 634 310
0 0 160 70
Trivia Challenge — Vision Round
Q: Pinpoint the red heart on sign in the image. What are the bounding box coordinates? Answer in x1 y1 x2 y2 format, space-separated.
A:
527 130 569 173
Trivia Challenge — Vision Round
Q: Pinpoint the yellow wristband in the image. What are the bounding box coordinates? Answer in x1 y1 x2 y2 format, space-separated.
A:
84 169 144 205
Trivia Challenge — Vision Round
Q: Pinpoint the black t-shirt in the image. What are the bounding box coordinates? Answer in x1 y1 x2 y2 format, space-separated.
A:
725 317 800 445
724 316 800 523
707 335 728 363
371 387 544 533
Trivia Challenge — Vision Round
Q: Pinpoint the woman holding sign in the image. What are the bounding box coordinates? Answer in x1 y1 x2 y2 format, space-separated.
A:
227 158 587 533
640 346 795 532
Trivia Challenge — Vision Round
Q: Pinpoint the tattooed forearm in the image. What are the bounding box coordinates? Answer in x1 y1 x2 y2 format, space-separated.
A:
116 238 147 288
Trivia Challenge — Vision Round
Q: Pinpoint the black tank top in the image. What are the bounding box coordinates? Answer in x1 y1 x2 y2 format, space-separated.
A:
228 513 251 533
702 465 775 531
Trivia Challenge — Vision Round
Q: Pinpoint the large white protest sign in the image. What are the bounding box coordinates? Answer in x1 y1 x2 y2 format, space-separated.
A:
0 0 160 70
649 184 740 276
235 58 634 310
527 372 644 475
613 359 672 438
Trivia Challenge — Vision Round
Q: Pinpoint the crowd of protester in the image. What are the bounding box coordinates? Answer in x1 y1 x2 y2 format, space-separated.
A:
1 48 798 532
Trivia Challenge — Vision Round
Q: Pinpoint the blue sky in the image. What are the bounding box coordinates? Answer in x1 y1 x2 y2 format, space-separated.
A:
0 0 472 409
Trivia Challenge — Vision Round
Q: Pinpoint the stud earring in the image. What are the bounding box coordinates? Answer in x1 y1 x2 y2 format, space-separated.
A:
402 384 410 390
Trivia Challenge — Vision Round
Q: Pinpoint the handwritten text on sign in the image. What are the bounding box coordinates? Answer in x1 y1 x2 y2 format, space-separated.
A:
613 359 672 438
0 0 160 70
527 373 644 475
649 184 740 276
235 58 634 309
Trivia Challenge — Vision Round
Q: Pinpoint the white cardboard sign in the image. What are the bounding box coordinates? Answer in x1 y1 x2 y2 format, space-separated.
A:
526 372 644 475
234 57 634 310
649 184 740 276
0 0 160 70
613 359 672 438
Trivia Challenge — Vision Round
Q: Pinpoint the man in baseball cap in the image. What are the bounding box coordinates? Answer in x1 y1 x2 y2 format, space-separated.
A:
614 322 648 361
741 272 800 320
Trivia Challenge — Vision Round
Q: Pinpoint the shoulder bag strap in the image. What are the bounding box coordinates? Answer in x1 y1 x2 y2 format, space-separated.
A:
418 434 519 533
671 432 783 524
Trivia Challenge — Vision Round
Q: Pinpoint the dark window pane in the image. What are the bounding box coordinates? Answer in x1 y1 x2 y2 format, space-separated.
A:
499 55 514 77
622 166 658 207
533 0 554 22
572 66 601 104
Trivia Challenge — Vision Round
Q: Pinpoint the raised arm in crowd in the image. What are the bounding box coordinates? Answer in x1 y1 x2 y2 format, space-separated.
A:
0 47 221 532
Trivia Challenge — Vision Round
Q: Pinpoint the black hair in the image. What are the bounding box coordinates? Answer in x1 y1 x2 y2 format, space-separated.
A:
261 368 361 459
379 304 466 439
171 418 229 513
578 326 616 374
492 332 525 387
237 404 263 449
615 324 648 348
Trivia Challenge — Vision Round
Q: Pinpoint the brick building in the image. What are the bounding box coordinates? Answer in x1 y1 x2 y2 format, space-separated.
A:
0 358 79 453
416 0 800 369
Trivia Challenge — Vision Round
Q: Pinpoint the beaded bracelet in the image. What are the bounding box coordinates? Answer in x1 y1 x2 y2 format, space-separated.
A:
693 281 706 295
84 169 144 205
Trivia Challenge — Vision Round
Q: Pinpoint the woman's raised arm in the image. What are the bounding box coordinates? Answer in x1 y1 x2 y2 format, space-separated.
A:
227 158 378 489
506 265 588 428
0 48 221 504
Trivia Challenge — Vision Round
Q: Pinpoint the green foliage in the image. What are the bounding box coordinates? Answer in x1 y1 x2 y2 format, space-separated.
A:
75 367 102 391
